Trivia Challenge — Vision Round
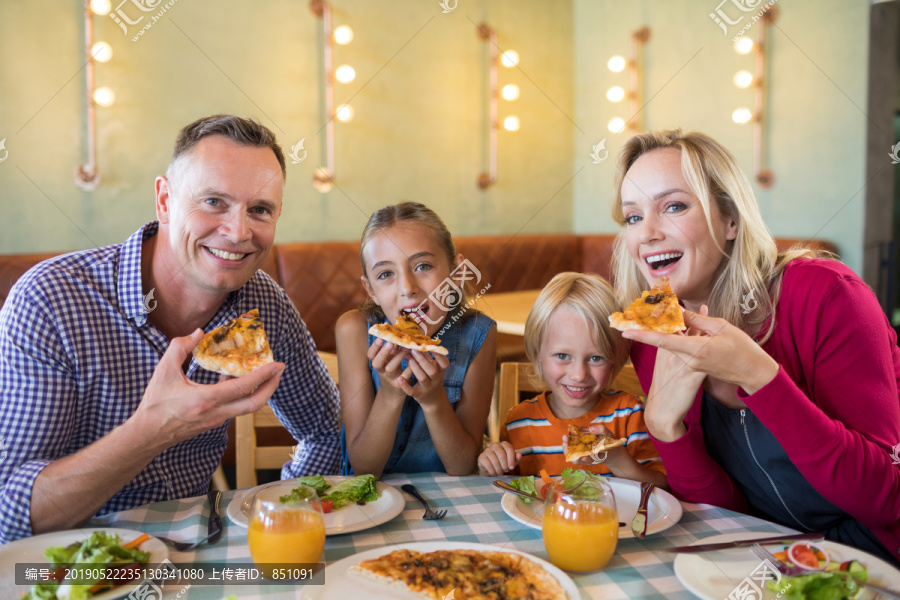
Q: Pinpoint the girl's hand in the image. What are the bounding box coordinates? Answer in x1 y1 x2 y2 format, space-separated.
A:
478 441 521 476
397 350 451 407
367 338 410 401
622 307 779 394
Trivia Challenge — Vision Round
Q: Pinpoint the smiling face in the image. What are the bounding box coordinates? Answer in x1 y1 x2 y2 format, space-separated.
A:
361 222 461 336
620 148 736 310
155 135 284 300
539 305 613 420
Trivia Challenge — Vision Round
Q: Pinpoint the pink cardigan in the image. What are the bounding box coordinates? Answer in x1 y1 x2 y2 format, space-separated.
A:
633 258 900 564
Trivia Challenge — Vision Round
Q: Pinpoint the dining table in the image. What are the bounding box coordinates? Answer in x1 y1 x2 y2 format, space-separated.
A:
473 290 541 336
78 472 804 600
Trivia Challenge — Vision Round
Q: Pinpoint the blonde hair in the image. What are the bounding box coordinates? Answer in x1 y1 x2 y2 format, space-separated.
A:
610 129 830 344
359 202 471 320
524 272 630 392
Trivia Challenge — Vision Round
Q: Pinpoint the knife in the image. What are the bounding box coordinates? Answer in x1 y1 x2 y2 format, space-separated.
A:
662 532 825 553
207 490 223 544
631 482 654 539
493 481 626 527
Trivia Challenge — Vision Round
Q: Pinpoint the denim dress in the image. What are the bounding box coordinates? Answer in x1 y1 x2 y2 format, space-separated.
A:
340 311 495 475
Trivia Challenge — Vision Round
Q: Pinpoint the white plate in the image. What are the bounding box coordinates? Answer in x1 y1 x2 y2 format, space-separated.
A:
228 477 405 535
674 532 900 600
500 476 683 539
297 541 580 599
0 527 168 600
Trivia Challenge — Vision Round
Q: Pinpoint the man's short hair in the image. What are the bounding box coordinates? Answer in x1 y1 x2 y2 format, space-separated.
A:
167 114 286 185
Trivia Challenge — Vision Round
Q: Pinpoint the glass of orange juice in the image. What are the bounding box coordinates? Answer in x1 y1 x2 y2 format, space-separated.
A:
248 484 326 579
542 476 618 572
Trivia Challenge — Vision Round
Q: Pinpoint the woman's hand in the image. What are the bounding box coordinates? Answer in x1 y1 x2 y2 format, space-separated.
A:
397 349 451 408
478 441 521 476
367 338 411 402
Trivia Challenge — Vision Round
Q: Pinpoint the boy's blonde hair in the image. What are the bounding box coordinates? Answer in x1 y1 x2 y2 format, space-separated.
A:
610 129 830 344
524 272 629 391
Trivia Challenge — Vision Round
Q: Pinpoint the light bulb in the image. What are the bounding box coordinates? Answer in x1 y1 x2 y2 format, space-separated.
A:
91 42 113 63
333 25 353 45
90 0 111 16
336 105 354 122
732 108 753 124
503 116 520 131
608 56 627 73
608 118 626 133
735 38 755 54
313 167 334 193
93 87 115 107
733 70 754 88
501 50 519 68
501 84 520 101
335 65 356 84
606 86 625 102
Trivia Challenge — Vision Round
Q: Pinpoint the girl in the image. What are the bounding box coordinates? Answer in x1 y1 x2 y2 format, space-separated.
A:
477 272 667 488
608 128 900 566
337 202 497 476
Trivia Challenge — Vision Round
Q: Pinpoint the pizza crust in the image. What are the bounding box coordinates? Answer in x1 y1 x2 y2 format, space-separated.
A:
368 315 449 356
193 309 274 377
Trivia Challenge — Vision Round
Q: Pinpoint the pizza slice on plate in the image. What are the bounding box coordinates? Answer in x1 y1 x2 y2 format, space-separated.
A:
349 548 567 600
193 308 274 377
608 276 686 334
368 314 449 356
565 424 626 463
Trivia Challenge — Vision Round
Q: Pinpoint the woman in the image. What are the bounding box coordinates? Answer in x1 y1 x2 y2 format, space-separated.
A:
608 129 900 566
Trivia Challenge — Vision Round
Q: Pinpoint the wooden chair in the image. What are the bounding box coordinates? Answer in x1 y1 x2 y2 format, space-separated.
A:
490 362 645 442
234 351 340 489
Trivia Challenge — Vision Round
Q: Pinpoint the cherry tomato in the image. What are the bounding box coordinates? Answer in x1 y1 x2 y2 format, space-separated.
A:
540 482 553 500
321 499 333 513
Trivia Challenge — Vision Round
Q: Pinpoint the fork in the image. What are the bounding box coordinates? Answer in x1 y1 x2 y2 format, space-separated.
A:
751 544 900 599
156 530 221 552
401 484 447 520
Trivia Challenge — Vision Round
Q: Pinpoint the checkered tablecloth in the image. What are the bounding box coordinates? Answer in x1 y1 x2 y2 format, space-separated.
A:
84 473 794 599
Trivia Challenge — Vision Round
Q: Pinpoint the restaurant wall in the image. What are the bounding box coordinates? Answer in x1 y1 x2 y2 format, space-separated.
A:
0 0 574 253
571 0 870 274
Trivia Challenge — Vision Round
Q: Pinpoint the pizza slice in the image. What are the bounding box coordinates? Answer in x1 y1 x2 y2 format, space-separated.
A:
193 308 274 377
368 314 449 356
608 276 686 334
565 424 626 463
348 548 567 600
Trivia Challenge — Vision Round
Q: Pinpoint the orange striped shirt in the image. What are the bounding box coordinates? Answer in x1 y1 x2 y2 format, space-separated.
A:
500 391 665 477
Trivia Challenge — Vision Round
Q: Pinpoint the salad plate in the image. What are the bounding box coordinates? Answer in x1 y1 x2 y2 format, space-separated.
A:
674 532 900 599
0 527 167 600
499 475 683 539
297 541 580 600
228 476 405 535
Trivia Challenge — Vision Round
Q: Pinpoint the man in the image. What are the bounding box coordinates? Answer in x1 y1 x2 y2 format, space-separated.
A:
0 115 340 542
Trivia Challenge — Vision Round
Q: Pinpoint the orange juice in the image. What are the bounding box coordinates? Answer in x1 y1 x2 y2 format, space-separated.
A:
542 500 618 572
248 508 326 578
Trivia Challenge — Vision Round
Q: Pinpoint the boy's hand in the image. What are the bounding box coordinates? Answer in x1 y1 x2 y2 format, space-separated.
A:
477 441 521 476
563 424 625 466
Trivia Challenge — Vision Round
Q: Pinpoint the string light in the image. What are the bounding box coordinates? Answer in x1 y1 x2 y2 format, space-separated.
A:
503 116 520 131
336 104 354 122
606 86 625 102
333 25 353 45
501 84 520 101
732 108 753 124
335 65 355 84
93 87 115 107
607 56 626 73
608 118 626 133
501 50 519 68
89 0 111 15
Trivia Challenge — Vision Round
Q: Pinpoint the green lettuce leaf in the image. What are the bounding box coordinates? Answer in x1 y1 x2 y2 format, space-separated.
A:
322 474 378 509
279 475 332 503
509 475 537 502
767 572 861 600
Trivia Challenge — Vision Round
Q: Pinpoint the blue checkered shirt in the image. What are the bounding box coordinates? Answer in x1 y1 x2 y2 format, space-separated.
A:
0 222 341 542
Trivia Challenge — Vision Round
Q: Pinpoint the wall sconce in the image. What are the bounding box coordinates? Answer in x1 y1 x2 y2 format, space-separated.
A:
731 7 778 188
476 23 519 190
310 0 355 193
606 27 650 134
76 0 115 191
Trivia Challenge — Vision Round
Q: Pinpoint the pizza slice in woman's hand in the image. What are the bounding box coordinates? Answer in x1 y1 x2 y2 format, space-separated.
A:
608 276 687 334
193 308 274 377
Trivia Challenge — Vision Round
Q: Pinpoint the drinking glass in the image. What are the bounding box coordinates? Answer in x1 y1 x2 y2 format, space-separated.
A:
247 484 326 579
542 476 618 572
